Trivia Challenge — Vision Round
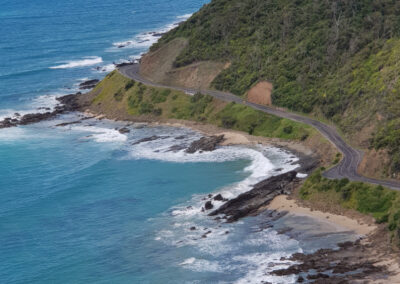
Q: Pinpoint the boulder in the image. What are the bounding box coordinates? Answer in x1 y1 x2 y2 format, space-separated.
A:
118 127 130 134
213 194 226 201
204 201 214 210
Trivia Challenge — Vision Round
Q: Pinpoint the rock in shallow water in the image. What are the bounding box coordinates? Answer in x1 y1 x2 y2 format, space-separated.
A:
213 194 227 201
204 201 213 210
0 93 84 129
185 135 225 154
118 127 130 134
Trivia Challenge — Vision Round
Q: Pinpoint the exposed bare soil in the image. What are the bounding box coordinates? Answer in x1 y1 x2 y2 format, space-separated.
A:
246 81 273 106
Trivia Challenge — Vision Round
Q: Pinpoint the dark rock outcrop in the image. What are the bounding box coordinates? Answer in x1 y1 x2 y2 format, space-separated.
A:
175 135 186 140
213 194 226 201
57 93 84 111
209 171 299 222
0 93 84 129
132 135 165 145
79 79 99 90
272 240 385 282
296 155 319 174
204 201 214 210
56 120 82 127
166 144 186 152
118 127 130 134
115 62 134 68
185 135 225 154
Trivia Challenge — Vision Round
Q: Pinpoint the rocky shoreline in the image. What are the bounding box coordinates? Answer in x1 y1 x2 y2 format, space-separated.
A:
196 165 393 282
0 88 396 282
271 239 387 283
208 171 300 222
0 93 86 129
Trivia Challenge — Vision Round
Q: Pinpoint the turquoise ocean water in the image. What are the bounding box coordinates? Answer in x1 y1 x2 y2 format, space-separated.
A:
0 1 358 283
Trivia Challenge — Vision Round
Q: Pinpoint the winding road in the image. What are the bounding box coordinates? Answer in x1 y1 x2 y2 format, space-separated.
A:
118 63 400 190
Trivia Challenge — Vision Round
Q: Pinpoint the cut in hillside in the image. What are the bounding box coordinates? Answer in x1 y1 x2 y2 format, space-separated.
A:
140 38 228 89
150 0 400 178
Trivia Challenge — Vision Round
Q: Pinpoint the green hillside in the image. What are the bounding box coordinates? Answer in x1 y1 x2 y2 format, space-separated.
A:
152 0 400 175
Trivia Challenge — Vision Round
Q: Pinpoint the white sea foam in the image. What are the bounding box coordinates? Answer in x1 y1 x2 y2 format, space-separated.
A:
50 56 103 69
177 13 193 20
94 63 116 73
111 13 192 50
169 219 301 282
180 258 223 273
140 127 305 282
0 94 61 121
0 127 28 141
233 252 298 284
297 173 308 178
179 257 196 266
68 125 128 143
127 131 299 214
129 53 144 63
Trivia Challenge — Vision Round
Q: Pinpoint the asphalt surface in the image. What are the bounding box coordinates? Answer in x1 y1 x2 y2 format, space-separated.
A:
118 63 400 190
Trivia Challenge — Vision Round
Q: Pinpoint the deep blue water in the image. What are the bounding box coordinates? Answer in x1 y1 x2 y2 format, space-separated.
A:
0 1 358 283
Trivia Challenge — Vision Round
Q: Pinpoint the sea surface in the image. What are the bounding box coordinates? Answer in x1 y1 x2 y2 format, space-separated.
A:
0 1 358 283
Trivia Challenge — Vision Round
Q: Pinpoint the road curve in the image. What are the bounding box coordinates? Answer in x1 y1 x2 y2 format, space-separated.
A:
118 63 400 190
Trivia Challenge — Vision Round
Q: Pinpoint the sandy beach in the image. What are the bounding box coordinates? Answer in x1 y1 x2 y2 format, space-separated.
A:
268 195 376 235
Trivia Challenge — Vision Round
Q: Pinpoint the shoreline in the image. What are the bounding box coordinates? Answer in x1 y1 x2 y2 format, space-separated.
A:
83 109 400 281
84 110 321 168
84 110 372 234
3 97 396 281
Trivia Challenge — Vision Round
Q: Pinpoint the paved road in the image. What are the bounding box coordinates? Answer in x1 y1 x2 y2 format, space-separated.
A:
118 63 400 190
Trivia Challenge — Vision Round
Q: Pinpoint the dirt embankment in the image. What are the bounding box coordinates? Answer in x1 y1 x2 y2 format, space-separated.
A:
140 38 229 90
246 81 273 106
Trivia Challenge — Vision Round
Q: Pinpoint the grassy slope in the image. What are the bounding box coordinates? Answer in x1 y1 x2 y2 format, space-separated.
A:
300 169 400 247
90 71 315 141
152 0 400 175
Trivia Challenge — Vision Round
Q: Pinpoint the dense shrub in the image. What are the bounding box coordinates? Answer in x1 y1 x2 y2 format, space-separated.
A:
125 80 135 90
113 90 124 102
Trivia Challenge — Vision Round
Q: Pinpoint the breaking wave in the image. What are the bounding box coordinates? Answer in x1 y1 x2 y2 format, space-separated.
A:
50 56 103 69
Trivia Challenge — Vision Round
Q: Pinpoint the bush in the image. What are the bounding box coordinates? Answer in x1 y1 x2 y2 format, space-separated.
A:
150 90 168 104
137 84 146 95
152 108 162 116
139 102 154 114
221 115 237 128
125 80 135 90
283 125 293 134
113 90 124 102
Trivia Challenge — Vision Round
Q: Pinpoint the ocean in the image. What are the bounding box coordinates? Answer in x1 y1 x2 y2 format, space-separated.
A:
0 1 358 283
